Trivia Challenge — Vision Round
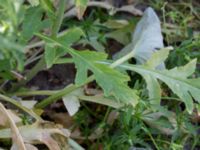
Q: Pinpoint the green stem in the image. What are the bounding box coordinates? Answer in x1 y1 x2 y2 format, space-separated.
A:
102 107 111 123
54 58 74 64
0 94 41 120
161 97 181 101
35 50 133 109
35 76 94 108
142 125 160 150
79 95 123 109
16 90 124 109
35 84 78 108
25 56 46 82
110 51 134 68
52 0 66 37
15 90 58 96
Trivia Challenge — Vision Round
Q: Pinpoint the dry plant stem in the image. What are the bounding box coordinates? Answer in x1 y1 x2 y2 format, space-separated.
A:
0 94 41 120
0 103 26 150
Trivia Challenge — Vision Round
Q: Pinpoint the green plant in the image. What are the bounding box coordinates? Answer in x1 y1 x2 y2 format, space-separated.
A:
0 0 200 149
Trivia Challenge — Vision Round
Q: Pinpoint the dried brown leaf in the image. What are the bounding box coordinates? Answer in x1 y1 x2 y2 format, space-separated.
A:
0 121 70 149
0 103 26 150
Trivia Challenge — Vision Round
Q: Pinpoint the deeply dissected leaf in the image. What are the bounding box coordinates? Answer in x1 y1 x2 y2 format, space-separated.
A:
36 33 139 106
44 28 84 68
21 6 50 43
117 58 200 113
73 50 138 105
113 7 170 107
143 48 172 106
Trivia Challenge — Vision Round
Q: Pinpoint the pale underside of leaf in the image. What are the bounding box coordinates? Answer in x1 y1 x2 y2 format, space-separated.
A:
62 88 83 116
114 7 165 69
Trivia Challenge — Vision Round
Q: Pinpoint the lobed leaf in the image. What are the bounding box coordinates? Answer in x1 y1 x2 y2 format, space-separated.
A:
21 6 45 43
143 48 171 106
118 59 200 113
73 50 139 105
36 33 139 106
44 27 84 68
